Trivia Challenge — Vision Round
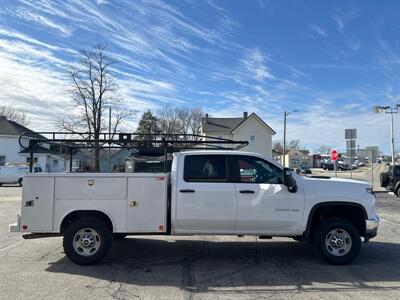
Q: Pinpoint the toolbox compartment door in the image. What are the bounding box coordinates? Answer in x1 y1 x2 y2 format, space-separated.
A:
20 176 54 232
126 175 167 233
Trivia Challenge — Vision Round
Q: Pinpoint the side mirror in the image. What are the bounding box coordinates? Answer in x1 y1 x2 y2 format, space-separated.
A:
283 168 298 193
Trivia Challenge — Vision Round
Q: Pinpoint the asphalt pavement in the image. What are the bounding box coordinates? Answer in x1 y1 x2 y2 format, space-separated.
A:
1 167 400 299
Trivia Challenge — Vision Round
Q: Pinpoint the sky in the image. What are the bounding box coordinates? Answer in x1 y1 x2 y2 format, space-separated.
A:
1 0 400 153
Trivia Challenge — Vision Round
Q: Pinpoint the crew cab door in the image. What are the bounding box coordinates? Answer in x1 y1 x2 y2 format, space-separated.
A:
232 155 304 234
175 154 236 232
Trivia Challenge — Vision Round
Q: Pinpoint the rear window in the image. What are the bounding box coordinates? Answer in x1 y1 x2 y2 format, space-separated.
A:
184 155 227 182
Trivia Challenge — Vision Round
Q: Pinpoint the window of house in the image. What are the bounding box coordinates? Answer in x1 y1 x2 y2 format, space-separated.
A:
26 157 38 163
0 156 5 166
236 156 283 184
250 135 256 146
184 155 227 182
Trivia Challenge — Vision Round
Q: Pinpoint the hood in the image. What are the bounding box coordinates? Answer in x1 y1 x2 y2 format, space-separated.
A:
306 176 369 186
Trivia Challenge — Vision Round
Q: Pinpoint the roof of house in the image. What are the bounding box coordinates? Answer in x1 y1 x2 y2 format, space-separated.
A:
19 145 61 156
0 117 42 138
202 113 276 135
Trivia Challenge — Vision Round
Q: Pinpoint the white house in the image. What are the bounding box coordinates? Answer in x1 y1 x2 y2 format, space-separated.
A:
201 112 276 157
0 117 65 172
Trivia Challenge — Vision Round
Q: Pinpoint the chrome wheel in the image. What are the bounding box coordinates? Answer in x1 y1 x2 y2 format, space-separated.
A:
73 228 101 256
325 228 352 257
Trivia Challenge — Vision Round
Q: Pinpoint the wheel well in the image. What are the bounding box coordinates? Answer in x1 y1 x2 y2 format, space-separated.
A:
306 203 367 239
60 210 113 233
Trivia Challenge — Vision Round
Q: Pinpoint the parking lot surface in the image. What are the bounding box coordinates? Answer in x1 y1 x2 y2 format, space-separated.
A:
1 170 400 299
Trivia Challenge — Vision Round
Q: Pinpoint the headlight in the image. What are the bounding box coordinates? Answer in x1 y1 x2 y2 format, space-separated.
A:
366 187 374 194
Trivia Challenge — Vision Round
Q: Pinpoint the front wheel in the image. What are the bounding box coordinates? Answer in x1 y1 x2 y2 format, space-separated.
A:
314 218 361 265
63 217 113 265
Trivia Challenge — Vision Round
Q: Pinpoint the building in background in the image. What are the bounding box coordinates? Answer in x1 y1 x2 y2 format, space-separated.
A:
201 112 276 157
282 149 311 169
0 117 65 172
357 146 379 163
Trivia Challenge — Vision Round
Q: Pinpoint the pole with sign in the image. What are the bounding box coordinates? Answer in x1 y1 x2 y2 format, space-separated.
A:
331 149 338 177
345 129 357 179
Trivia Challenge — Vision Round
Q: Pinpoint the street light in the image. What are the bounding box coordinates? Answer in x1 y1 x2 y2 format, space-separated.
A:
373 105 399 165
283 110 299 167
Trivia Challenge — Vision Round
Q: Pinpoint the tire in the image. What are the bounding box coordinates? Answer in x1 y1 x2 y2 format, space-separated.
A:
395 186 400 198
314 218 361 265
380 173 389 187
18 178 23 187
114 233 128 241
63 217 113 265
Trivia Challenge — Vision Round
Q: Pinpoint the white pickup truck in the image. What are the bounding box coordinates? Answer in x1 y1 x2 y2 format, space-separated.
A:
9 150 379 265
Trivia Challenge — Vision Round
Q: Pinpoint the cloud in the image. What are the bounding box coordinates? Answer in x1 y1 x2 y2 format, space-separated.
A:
309 24 327 38
241 48 274 82
12 7 72 36
331 7 360 34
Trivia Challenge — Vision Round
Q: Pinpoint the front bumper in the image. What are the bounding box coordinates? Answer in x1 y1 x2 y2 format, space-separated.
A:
8 215 21 233
365 214 379 240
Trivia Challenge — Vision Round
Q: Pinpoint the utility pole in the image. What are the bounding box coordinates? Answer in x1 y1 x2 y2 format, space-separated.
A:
373 105 399 165
108 107 111 173
283 111 287 168
282 110 299 168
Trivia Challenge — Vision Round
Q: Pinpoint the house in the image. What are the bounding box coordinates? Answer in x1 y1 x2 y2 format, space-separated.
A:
201 112 276 157
63 149 93 172
99 148 131 172
0 117 65 172
282 149 311 169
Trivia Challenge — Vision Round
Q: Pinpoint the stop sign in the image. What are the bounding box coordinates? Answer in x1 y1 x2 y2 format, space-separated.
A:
331 149 338 161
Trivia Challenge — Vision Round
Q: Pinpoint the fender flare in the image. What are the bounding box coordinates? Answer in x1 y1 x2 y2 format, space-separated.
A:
303 201 368 239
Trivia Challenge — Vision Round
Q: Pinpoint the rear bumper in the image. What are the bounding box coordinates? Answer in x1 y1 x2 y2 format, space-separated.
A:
8 215 21 233
365 215 379 239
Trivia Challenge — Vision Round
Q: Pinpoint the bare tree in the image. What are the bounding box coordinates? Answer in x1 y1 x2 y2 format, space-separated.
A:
273 141 284 153
59 44 135 171
189 108 203 138
288 139 301 150
0 106 29 125
273 139 301 153
315 145 332 155
157 106 204 141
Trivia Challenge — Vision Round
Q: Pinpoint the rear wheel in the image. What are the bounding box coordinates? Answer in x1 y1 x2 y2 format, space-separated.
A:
314 218 361 265
63 217 113 265
395 186 400 198
380 173 389 187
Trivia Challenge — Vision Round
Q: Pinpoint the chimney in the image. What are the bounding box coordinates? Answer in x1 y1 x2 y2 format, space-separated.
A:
205 113 209 123
243 112 248 119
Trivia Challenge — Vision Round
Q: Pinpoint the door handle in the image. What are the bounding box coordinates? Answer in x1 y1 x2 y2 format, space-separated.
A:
239 190 255 194
180 189 195 193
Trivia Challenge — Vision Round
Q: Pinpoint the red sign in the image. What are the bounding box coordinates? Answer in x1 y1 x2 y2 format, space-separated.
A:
331 149 338 161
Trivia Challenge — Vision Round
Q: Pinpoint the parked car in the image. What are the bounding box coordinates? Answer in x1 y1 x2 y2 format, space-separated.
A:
0 165 43 186
10 150 379 266
321 159 334 170
297 166 312 175
380 164 400 196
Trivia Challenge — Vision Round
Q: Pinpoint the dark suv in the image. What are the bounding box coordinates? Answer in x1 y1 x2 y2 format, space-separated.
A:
380 165 400 196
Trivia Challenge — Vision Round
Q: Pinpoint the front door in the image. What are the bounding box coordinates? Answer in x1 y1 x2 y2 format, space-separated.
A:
233 155 304 234
175 154 236 232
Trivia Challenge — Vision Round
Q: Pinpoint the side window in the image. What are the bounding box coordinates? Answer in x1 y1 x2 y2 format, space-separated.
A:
237 156 283 184
184 155 227 182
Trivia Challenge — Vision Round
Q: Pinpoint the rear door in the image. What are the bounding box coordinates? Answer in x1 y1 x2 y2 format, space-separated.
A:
175 154 236 232
233 155 304 234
